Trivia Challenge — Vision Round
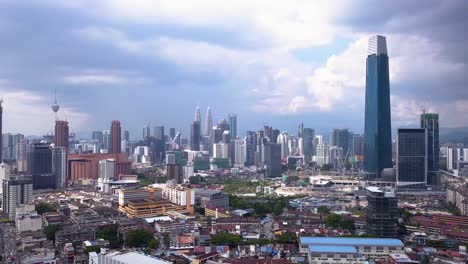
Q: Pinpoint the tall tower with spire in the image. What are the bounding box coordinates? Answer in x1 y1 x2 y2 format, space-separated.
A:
51 89 60 120
195 105 201 123
204 106 212 136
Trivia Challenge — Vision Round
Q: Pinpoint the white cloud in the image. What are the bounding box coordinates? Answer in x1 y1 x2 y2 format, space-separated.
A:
0 82 90 134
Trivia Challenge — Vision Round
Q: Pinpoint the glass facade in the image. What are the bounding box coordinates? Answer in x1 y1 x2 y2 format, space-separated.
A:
366 188 399 238
421 113 439 185
364 38 393 178
397 129 426 186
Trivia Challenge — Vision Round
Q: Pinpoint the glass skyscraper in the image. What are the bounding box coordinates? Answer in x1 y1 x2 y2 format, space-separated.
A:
396 128 427 187
364 35 393 178
421 113 439 185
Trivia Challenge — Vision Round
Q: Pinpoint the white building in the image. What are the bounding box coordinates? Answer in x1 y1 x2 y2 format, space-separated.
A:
0 163 10 194
52 147 67 189
277 132 289 158
161 184 195 207
99 159 115 180
183 165 194 181
316 144 330 166
233 139 246 166
213 143 229 159
89 251 171 264
15 204 42 233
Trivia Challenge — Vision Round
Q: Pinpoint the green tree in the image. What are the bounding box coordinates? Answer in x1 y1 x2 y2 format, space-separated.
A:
148 238 159 249
44 225 62 242
83 245 101 255
35 203 57 215
317 206 331 215
340 219 356 231
325 214 343 228
126 229 156 248
276 232 297 244
320 163 333 171
211 233 243 246
96 225 122 248
189 175 201 184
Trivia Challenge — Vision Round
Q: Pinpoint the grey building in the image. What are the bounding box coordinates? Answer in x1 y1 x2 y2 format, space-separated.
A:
154 126 165 141
366 187 398 238
190 121 201 151
396 128 427 188
52 147 67 189
330 128 349 157
228 114 237 139
303 128 315 161
28 143 56 190
194 189 229 209
421 113 439 186
263 143 282 178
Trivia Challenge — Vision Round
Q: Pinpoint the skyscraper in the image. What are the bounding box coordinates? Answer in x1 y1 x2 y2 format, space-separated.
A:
364 35 393 178
154 126 165 141
28 142 55 190
263 143 281 178
204 107 212 137
52 147 67 189
396 129 427 187
298 122 304 138
330 128 349 156
54 120 69 151
143 124 151 139
245 131 257 166
366 187 398 238
228 114 237 139
169 128 176 139
0 99 3 162
303 128 315 162
123 130 130 142
421 113 439 186
190 121 201 151
195 105 201 122
110 120 121 154
92 131 104 150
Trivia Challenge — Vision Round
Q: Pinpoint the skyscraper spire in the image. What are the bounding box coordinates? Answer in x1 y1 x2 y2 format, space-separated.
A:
195 105 201 122
204 106 212 136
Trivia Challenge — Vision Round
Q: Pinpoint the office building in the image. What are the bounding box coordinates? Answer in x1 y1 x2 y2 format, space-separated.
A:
364 35 393 179
54 120 69 151
167 163 182 183
102 130 111 153
366 187 399 238
194 105 201 122
194 189 229 208
190 121 201 151
2 175 33 219
329 146 344 170
68 153 130 181
0 99 2 162
92 131 104 151
143 124 151 139
123 130 130 142
303 128 315 161
169 128 176 139
154 126 164 141
396 129 427 187
98 159 115 180
52 147 67 189
233 139 246 166
330 128 349 156
0 163 10 194
421 113 439 185
228 114 237 139
213 143 229 159
263 143 281 178
204 107 212 137
28 142 55 190
110 121 121 154
277 132 289 159
316 144 329 167
245 131 256 166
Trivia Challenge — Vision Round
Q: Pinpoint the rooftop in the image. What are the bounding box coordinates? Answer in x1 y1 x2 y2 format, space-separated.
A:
300 237 404 247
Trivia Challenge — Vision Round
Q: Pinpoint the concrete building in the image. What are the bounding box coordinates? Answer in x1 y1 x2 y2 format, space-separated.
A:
299 237 404 261
194 189 229 208
2 175 33 219
52 147 67 189
366 187 399 238
162 183 195 207
213 142 229 159
396 129 427 188
15 204 42 233
68 153 131 181
0 163 10 194
89 251 171 264
55 120 69 151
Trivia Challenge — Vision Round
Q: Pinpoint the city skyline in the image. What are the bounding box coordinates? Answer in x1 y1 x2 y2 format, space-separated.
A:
0 1 466 138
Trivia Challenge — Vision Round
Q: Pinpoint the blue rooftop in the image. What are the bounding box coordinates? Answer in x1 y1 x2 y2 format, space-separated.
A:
300 237 404 247
309 245 357 253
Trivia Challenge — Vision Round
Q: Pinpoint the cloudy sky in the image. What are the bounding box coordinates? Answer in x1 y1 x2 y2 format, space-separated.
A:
1 0 466 139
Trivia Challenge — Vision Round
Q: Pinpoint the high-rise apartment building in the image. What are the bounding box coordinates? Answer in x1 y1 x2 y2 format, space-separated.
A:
110 120 121 154
396 129 427 187
190 121 201 151
366 187 398 238
54 120 69 151
228 114 237 139
303 128 315 162
421 113 439 186
2 175 33 219
364 35 393 179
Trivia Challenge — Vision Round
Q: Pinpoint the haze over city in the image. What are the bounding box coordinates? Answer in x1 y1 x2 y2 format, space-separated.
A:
0 1 466 137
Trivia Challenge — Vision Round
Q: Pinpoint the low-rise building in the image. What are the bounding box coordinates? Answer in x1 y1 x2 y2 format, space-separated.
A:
89 251 171 264
15 204 42 233
194 189 229 208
